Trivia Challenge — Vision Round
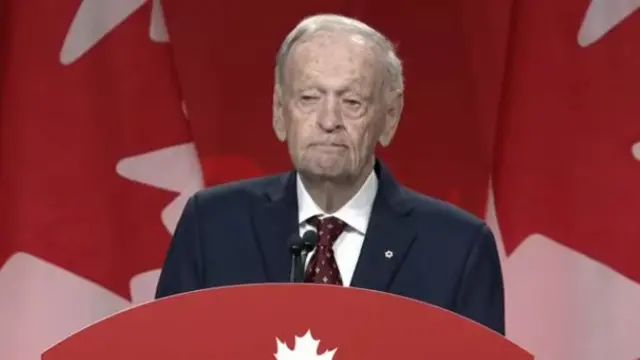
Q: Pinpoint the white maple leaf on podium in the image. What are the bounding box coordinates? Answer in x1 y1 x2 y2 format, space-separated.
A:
578 0 639 46
485 187 640 360
275 330 337 360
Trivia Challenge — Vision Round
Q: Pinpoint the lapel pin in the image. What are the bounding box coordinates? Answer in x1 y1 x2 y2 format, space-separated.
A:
384 250 394 259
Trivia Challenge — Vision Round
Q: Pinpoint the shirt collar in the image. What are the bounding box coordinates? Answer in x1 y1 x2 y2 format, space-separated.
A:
296 169 378 234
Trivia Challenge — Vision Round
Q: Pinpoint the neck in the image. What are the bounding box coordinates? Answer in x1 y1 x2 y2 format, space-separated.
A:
300 158 374 213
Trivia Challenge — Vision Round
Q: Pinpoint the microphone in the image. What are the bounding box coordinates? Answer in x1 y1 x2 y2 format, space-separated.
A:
289 234 305 283
288 230 318 283
300 229 318 257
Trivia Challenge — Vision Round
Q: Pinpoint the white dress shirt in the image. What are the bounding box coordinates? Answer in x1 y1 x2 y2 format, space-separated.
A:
296 170 378 287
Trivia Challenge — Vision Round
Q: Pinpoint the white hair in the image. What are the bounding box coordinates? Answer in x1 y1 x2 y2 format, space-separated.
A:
274 14 404 93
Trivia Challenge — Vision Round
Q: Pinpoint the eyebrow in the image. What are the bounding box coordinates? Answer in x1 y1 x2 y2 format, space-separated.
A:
296 86 373 98
294 76 367 91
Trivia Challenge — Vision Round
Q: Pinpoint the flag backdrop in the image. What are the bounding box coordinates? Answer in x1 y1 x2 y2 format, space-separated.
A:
1 0 638 359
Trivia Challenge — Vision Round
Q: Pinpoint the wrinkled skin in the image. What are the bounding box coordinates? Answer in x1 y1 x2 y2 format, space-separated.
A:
273 30 403 187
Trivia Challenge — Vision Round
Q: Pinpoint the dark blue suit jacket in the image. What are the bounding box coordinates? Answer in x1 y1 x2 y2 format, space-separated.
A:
155 161 505 335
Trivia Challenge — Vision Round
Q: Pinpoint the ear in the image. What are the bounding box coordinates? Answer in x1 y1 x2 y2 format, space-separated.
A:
378 90 403 147
272 85 287 142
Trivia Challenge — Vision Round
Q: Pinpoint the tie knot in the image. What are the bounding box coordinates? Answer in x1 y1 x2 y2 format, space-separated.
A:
308 216 347 246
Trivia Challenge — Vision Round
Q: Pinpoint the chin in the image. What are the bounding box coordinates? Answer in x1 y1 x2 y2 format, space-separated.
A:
298 164 354 183
295 153 358 178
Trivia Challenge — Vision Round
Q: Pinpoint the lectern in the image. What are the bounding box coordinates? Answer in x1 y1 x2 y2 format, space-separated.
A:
42 284 532 359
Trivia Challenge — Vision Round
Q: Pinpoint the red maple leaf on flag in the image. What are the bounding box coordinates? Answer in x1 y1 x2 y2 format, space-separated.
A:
494 0 640 283
0 0 191 299
485 3 640 357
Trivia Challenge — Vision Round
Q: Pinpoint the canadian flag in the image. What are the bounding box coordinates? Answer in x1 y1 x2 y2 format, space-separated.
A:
2 1 640 359
487 0 640 359
0 1 203 359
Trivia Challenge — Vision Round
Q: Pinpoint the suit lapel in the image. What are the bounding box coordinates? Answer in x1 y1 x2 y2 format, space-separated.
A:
350 161 416 292
251 172 299 283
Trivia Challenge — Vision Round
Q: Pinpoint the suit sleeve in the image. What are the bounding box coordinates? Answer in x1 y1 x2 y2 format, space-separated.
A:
454 224 505 335
154 194 204 299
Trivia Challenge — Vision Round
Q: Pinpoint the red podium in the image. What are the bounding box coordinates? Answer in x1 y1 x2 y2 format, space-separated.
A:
42 284 532 359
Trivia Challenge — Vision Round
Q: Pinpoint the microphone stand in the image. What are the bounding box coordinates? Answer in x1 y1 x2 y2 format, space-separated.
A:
289 231 318 283
289 239 305 283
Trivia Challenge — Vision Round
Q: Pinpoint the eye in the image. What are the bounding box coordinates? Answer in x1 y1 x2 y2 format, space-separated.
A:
343 99 362 109
300 95 319 103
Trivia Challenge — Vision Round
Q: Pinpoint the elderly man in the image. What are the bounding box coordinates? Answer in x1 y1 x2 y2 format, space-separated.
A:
155 14 505 335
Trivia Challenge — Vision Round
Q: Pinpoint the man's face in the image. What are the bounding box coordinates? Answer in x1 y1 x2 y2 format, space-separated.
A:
274 30 394 182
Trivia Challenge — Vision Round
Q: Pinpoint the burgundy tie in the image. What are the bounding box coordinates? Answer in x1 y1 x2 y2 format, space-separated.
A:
304 216 347 285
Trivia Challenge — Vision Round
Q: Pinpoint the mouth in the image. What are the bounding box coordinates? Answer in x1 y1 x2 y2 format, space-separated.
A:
310 144 347 154
310 143 347 149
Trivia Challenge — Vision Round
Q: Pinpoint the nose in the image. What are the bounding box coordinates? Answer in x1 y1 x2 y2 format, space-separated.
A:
317 97 343 132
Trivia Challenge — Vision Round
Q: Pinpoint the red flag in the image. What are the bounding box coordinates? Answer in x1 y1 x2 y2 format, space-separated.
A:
490 0 640 358
0 0 202 358
160 0 511 215
11 1 638 359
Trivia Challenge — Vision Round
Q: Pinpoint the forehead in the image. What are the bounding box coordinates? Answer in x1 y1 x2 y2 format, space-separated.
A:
284 30 382 90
